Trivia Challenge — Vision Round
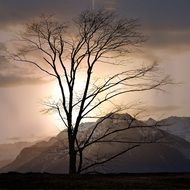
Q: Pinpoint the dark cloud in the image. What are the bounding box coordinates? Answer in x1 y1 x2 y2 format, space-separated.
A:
145 29 190 50
0 0 189 49
0 74 48 87
0 0 190 30
0 43 49 87
119 0 190 49
0 43 6 51
120 0 190 30
0 0 190 86
0 0 91 26
0 43 9 69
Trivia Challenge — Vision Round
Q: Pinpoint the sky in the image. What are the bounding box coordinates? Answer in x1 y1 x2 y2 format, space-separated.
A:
0 0 190 143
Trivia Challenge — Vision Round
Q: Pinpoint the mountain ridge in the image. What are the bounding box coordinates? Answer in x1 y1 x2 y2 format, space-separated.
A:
1 113 190 173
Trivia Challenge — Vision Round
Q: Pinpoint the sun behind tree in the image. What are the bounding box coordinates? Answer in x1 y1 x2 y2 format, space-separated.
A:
10 10 170 174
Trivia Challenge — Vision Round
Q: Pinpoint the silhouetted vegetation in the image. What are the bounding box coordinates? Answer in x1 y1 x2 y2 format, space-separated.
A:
0 173 190 189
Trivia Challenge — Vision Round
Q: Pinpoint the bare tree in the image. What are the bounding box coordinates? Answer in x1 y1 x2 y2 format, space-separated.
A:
10 10 170 174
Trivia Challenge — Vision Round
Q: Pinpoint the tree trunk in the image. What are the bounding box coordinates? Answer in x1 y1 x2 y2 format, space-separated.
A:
69 136 77 174
77 149 83 174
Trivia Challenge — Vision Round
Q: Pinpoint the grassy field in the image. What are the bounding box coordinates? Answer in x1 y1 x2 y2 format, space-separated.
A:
0 173 190 189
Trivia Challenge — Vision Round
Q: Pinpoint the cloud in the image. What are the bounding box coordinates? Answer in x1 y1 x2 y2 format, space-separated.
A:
0 0 91 27
0 1 190 48
0 42 50 87
0 43 10 70
100 0 117 11
120 0 190 30
145 29 190 50
136 105 181 119
6 137 22 142
0 0 190 87
0 74 49 87
146 105 180 113
0 0 190 30
6 135 47 143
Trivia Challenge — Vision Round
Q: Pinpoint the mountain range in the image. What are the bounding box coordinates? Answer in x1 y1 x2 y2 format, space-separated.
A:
1 114 190 173
158 116 190 142
0 141 34 169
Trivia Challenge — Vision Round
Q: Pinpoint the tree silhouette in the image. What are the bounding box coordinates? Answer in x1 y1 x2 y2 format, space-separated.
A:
11 10 170 174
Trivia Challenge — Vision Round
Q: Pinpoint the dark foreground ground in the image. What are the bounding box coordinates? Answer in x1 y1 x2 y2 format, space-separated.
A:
0 173 190 189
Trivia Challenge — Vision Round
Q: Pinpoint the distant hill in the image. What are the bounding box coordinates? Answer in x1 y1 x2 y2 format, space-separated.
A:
159 116 190 142
0 137 52 169
0 142 35 168
1 114 190 173
145 116 190 142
